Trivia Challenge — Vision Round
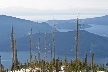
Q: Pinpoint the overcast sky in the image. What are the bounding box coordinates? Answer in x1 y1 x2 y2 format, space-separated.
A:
0 0 108 20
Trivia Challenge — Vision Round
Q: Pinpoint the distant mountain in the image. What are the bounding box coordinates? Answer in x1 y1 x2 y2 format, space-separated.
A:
0 15 53 42
47 15 108 30
1 30 108 58
82 15 108 25
47 20 91 30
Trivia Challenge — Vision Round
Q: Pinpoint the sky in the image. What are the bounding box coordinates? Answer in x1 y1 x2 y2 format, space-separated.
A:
0 0 108 20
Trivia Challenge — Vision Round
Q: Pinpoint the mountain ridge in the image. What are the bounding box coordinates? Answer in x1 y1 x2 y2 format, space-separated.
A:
0 15 53 42
1 30 108 58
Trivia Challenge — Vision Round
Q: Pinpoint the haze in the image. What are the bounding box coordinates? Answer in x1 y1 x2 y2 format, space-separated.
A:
0 0 108 20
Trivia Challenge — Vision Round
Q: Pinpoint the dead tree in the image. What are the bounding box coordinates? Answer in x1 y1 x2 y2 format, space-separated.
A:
38 31 40 63
11 26 14 66
56 59 59 72
0 56 1 72
75 17 79 61
50 41 53 60
52 24 56 63
11 26 17 70
44 31 48 62
30 27 33 63
85 51 88 64
14 40 18 69
91 53 95 72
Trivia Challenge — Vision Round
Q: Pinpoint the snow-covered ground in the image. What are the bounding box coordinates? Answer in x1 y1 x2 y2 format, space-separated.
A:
8 68 41 72
7 66 105 72
7 66 65 72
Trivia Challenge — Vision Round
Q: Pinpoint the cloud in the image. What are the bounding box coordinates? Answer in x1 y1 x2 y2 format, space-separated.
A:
0 6 107 20
0 0 108 10
0 6 107 16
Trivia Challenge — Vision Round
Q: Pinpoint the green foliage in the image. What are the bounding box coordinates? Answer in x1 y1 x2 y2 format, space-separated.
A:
3 57 106 72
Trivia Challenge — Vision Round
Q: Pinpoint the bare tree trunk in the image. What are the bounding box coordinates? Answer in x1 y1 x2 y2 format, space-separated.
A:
52 24 56 64
0 56 1 72
44 31 48 62
75 18 79 61
30 27 32 63
85 51 88 64
11 26 17 71
38 31 40 63
92 53 95 72
56 59 59 72
50 41 53 60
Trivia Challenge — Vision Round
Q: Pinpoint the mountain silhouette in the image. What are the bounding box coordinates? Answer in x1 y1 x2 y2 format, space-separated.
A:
1 30 108 58
0 15 52 42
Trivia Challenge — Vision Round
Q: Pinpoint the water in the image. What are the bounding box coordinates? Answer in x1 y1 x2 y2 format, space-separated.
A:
57 29 73 32
0 51 107 69
84 24 108 37
57 24 108 37
0 51 68 69
0 51 29 69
